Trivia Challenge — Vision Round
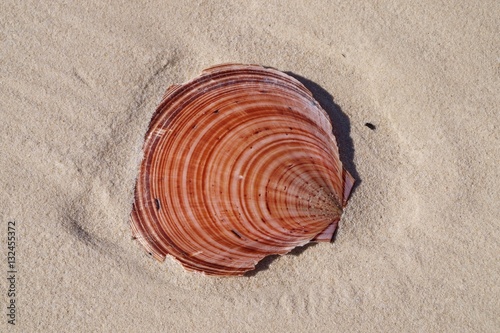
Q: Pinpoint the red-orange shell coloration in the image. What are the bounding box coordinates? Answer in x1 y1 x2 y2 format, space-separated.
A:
131 64 354 276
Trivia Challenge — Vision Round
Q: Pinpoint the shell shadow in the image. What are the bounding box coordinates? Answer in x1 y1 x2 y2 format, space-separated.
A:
245 226 341 277
244 242 318 277
245 73 359 277
286 72 360 193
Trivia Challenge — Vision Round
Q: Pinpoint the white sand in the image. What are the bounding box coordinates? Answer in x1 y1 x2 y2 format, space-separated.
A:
1 1 499 332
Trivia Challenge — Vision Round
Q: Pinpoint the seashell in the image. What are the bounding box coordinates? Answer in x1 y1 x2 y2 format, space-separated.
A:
131 64 354 276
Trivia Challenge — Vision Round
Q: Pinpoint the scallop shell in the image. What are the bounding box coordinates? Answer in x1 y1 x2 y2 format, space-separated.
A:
131 64 354 276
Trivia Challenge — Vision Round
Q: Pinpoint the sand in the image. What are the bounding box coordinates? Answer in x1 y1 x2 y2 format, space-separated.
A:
1 1 499 332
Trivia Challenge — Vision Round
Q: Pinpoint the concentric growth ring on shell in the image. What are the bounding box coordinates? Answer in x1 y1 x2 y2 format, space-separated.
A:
131 63 354 276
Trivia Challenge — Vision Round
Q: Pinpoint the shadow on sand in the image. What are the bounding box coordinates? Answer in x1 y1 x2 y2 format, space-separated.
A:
287 72 360 191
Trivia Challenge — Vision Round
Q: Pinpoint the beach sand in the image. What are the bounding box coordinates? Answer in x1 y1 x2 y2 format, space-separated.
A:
1 1 499 332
